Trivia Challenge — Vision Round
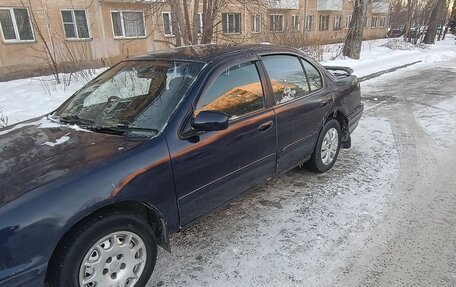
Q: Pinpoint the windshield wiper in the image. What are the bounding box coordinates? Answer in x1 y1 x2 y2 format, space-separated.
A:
90 124 158 136
58 115 95 126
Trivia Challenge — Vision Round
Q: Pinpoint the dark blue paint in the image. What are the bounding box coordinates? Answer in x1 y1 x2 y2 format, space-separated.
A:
0 44 363 286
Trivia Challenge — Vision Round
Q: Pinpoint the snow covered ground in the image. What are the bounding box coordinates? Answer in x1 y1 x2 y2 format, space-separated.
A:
0 36 455 126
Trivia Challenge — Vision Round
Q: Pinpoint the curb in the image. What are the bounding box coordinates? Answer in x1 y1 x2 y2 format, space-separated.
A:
359 60 422 82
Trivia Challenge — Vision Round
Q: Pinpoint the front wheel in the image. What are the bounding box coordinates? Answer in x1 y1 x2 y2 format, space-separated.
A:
308 119 341 173
47 210 157 287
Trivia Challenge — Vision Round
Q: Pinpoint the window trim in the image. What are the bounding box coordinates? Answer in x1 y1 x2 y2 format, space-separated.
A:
251 14 261 33
371 16 378 28
110 10 146 39
319 15 329 31
197 12 203 35
333 15 342 30
292 14 300 31
222 13 241 35
60 9 91 41
162 11 174 36
270 14 284 32
0 7 35 43
346 15 352 29
305 15 313 31
379 16 386 28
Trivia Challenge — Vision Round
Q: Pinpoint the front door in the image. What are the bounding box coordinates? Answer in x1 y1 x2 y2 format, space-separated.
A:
169 60 276 226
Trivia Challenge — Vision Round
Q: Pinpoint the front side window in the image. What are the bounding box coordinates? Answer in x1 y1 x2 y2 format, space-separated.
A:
54 61 204 134
262 55 310 104
61 10 90 39
270 14 284 32
111 11 145 38
0 8 34 42
196 62 264 118
162 12 173 35
222 13 241 34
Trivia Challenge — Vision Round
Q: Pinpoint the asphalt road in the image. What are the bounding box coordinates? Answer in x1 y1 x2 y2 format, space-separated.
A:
147 58 456 286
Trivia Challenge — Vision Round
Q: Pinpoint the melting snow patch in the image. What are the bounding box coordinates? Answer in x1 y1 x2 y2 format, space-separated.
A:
42 135 70 147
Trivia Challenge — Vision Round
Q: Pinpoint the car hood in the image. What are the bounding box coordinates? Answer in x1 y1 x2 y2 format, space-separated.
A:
0 116 147 207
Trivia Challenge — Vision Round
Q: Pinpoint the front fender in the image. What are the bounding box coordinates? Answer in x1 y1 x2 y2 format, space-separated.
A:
0 135 177 285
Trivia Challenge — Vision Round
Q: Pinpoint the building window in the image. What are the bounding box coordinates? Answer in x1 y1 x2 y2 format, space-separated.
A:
364 17 368 28
0 7 34 42
346 15 352 28
319 15 329 31
292 14 300 31
251 14 261 33
380 16 386 28
270 14 283 32
111 11 145 38
162 12 173 35
197 13 203 34
371 16 378 28
61 10 90 39
305 15 313 31
222 13 241 34
333 15 342 30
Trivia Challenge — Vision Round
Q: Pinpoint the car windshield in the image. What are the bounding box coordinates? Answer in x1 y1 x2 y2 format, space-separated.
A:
54 60 204 136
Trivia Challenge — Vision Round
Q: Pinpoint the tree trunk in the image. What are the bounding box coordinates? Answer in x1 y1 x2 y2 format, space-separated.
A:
443 0 456 40
343 0 368 59
182 0 192 44
423 0 447 44
192 0 200 44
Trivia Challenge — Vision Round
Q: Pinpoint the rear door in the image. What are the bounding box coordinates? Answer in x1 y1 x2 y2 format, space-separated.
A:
260 54 331 172
169 59 277 226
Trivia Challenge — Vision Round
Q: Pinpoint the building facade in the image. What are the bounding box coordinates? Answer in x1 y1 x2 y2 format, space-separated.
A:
0 0 390 80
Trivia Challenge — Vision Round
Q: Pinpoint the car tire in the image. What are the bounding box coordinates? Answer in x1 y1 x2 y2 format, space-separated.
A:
47 209 157 287
308 119 341 173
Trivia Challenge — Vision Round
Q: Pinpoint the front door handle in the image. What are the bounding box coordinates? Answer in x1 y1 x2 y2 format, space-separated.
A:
258 120 274 132
320 99 330 106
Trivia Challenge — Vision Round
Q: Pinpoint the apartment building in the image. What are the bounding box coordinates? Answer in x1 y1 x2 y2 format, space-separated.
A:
0 0 390 80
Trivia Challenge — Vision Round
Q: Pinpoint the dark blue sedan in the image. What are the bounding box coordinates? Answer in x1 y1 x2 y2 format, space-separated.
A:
0 44 363 287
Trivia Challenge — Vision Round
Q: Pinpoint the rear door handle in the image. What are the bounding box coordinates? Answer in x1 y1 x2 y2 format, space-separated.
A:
258 120 273 132
320 99 330 106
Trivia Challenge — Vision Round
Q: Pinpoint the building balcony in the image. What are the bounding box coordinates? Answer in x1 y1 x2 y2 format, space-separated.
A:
371 1 390 14
266 0 299 10
317 0 343 12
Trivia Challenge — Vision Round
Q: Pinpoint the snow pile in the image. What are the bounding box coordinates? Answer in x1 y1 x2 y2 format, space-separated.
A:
381 38 420 50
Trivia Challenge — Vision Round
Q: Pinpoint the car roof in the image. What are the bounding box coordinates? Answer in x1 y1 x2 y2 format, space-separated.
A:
131 43 302 63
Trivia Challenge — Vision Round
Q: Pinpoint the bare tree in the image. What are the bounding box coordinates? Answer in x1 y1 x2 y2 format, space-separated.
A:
424 0 447 43
22 0 61 83
342 0 368 59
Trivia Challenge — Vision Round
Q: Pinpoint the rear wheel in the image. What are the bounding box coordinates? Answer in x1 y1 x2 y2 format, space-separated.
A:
48 210 157 287
308 119 341 173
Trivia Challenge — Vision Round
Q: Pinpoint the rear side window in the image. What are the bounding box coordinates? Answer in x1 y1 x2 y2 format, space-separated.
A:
196 61 265 118
262 55 310 104
301 59 323 91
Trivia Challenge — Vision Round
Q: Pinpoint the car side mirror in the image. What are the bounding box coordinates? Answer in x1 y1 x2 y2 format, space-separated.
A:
191 110 229 131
